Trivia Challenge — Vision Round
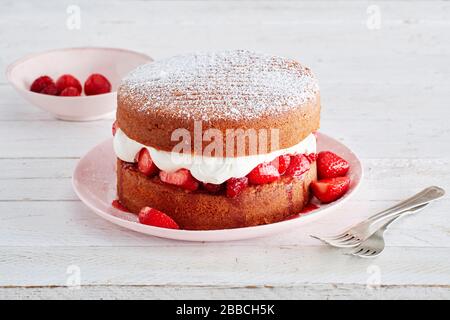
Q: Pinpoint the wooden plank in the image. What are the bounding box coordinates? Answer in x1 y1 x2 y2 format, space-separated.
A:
0 246 448 288
1 284 449 300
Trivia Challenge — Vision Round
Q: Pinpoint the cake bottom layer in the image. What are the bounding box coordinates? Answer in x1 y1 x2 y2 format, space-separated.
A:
117 160 317 230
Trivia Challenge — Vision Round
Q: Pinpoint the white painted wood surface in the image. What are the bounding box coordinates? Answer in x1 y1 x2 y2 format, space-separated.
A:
0 0 449 299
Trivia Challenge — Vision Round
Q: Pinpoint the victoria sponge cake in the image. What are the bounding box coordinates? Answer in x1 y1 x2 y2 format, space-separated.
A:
113 50 320 230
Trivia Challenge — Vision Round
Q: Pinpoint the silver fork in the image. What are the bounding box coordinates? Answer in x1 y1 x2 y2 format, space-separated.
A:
311 186 445 248
347 203 428 258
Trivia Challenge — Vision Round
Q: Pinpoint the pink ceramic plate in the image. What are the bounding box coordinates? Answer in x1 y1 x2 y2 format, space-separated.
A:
72 132 363 241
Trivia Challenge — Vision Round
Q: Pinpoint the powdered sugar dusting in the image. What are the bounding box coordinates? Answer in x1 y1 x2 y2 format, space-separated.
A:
119 50 319 122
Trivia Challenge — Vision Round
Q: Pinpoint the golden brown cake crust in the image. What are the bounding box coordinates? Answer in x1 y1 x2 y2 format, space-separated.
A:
117 160 317 230
117 50 320 155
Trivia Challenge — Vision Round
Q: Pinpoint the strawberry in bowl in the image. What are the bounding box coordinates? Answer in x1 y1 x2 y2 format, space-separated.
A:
6 47 152 121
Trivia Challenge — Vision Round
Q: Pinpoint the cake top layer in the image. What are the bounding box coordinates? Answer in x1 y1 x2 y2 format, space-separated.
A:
119 50 319 122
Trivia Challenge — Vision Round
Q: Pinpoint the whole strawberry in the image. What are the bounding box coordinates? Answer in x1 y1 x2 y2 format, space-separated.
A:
60 86 81 96
316 151 349 179
56 74 82 94
84 73 112 95
30 75 54 93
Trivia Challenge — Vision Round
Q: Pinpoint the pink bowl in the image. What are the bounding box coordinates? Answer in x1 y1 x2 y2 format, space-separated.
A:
6 47 152 121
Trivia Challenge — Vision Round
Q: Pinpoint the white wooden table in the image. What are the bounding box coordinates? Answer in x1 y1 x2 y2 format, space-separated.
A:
1 0 449 299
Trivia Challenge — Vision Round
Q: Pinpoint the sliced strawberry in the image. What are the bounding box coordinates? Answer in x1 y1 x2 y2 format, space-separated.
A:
30 75 54 93
316 151 349 179
226 177 248 198
111 199 129 212
271 154 291 175
138 207 179 229
305 153 317 163
56 74 82 93
159 168 199 191
202 182 223 193
310 176 351 203
136 148 158 176
247 162 280 185
285 154 310 177
112 120 118 136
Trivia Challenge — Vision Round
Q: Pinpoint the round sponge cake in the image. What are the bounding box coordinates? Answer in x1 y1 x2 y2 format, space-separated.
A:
117 50 320 156
115 50 320 230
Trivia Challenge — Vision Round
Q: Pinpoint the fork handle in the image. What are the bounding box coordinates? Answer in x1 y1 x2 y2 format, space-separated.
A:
372 202 428 230
369 186 445 224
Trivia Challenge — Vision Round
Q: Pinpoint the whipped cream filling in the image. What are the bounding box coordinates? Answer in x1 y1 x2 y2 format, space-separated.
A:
114 129 316 184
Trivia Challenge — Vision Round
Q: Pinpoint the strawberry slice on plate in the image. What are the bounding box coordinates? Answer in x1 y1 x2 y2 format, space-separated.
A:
136 148 158 176
159 168 199 191
310 176 351 203
317 151 349 179
138 207 180 229
247 162 280 184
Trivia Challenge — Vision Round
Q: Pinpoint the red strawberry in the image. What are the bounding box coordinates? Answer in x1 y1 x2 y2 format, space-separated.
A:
247 162 280 185
138 207 179 229
226 177 248 198
40 84 59 95
60 86 81 96
111 199 129 212
285 154 310 177
30 75 54 93
316 151 349 179
310 176 351 203
136 148 158 176
305 153 317 163
202 182 223 193
84 73 112 95
271 154 291 175
56 74 82 93
159 169 199 191
112 120 118 136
